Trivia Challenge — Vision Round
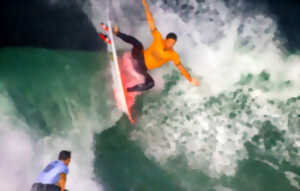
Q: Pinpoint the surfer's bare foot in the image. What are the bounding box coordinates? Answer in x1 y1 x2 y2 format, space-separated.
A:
113 26 119 34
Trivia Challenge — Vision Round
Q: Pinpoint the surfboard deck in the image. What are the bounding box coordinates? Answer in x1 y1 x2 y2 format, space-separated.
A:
106 21 135 124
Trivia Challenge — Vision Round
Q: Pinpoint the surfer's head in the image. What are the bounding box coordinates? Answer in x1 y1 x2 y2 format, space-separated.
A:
165 32 177 50
58 150 71 166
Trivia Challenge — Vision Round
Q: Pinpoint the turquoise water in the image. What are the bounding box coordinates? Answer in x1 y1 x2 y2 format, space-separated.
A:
0 48 107 134
0 47 299 191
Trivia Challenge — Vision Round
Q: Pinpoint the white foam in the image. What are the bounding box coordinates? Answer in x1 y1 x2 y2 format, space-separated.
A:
88 0 300 98
285 171 300 190
0 127 35 190
215 185 235 191
86 0 300 179
0 83 112 191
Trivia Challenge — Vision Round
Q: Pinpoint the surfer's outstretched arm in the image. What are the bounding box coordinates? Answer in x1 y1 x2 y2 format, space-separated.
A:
176 63 200 86
142 0 156 32
172 54 200 86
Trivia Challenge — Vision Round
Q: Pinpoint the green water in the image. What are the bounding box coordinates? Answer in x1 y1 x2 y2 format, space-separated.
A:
0 47 300 191
94 90 300 191
0 48 108 135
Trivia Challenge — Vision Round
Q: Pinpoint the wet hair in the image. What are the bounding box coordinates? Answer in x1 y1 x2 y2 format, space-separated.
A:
58 150 71 160
166 32 177 41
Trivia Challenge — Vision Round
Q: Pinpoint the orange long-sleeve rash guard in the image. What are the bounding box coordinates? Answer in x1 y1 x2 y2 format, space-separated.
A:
143 29 192 82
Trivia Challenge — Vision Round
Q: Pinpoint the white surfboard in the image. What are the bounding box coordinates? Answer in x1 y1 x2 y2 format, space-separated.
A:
106 21 134 124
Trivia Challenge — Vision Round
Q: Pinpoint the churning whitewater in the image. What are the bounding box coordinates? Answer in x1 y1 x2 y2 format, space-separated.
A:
0 0 300 191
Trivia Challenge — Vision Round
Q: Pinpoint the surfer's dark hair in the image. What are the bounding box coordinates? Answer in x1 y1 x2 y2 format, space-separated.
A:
58 150 71 160
166 32 177 41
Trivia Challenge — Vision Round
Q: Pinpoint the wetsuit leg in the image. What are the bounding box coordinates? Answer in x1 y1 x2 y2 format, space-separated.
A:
30 183 60 191
127 73 155 92
116 32 155 92
46 185 61 191
31 184 39 191
116 32 143 51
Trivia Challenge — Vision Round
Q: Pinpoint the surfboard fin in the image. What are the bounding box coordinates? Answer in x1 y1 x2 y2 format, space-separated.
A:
101 22 109 32
99 33 111 44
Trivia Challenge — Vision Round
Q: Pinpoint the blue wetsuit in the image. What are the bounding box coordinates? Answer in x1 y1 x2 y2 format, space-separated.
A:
31 160 69 191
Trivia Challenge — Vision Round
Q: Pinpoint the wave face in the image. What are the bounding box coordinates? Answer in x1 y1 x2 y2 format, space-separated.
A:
89 0 300 190
0 48 118 190
1 0 300 191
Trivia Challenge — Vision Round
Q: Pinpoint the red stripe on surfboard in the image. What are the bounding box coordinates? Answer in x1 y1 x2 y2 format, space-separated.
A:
119 71 134 124
112 65 134 124
99 33 111 44
111 61 134 124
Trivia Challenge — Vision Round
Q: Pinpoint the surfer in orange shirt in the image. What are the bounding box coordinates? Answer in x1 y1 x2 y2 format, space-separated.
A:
112 0 199 92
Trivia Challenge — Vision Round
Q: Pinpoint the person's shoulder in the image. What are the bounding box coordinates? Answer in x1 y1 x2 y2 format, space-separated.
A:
58 161 69 174
172 50 179 55
170 50 180 59
50 160 59 166
168 50 180 64
57 161 68 168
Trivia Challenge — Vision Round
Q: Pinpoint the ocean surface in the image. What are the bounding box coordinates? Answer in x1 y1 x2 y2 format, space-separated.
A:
1 0 300 191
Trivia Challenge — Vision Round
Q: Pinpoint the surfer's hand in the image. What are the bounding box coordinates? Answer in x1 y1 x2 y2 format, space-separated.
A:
113 26 119 35
190 77 200 86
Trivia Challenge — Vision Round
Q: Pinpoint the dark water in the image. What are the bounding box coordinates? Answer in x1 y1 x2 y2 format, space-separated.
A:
0 0 103 50
0 48 107 135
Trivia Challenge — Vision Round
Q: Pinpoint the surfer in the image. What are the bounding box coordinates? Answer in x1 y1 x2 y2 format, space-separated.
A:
102 0 199 92
31 151 71 191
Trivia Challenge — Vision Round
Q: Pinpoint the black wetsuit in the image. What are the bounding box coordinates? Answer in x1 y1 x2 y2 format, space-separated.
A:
116 31 155 92
31 183 64 191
